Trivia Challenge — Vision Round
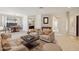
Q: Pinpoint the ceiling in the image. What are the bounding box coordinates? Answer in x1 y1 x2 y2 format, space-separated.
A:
0 7 79 16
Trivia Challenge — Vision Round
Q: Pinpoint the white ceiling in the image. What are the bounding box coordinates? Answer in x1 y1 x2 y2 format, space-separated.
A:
0 7 79 16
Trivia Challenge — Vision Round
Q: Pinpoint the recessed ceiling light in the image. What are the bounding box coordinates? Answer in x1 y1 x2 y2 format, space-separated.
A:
39 7 44 9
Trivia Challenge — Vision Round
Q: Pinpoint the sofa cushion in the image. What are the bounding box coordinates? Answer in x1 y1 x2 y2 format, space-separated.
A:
0 37 2 51
42 28 52 35
29 29 35 32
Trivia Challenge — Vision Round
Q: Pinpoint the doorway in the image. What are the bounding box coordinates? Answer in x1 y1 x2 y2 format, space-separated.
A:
76 16 79 36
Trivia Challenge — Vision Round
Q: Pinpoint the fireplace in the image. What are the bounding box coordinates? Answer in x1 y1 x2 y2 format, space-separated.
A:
29 26 34 29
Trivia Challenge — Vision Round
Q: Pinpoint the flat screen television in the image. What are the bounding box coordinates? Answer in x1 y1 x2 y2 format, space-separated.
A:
6 23 17 27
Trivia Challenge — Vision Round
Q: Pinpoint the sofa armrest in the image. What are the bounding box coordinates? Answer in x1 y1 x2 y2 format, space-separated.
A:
0 38 2 51
49 32 55 42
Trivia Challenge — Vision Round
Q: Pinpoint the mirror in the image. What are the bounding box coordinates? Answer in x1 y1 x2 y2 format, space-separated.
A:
43 17 49 24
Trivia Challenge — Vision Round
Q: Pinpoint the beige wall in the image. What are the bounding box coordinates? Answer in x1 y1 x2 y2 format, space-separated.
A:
34 12 78 36
35 15 41 29
0 11 77 36
34 13 68 34
52 13 68 34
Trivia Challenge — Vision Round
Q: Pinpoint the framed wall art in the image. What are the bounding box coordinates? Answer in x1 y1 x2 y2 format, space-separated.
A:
43 17 49 24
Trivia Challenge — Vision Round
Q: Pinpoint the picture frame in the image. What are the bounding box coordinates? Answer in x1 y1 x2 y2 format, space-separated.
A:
43 17 49 24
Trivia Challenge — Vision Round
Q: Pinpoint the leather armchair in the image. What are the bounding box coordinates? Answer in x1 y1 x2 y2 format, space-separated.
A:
40 28 55 43
0 33 29 51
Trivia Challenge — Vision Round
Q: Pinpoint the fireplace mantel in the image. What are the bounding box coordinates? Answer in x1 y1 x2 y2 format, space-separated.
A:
42 27 51 30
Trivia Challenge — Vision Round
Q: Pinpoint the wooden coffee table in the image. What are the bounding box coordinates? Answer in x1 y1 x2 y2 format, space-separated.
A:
21 35 39 50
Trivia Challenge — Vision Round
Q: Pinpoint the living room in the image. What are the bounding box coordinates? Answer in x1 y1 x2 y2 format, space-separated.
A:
0 7 79 51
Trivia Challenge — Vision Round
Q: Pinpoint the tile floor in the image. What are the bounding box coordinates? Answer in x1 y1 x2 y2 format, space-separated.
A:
55 34 79 51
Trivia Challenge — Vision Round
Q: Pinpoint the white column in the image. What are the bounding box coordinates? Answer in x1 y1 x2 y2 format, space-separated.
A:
2 16 7 27
1 16 4 26
22 16 28 32
66 11 70 34
35 15 41 29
